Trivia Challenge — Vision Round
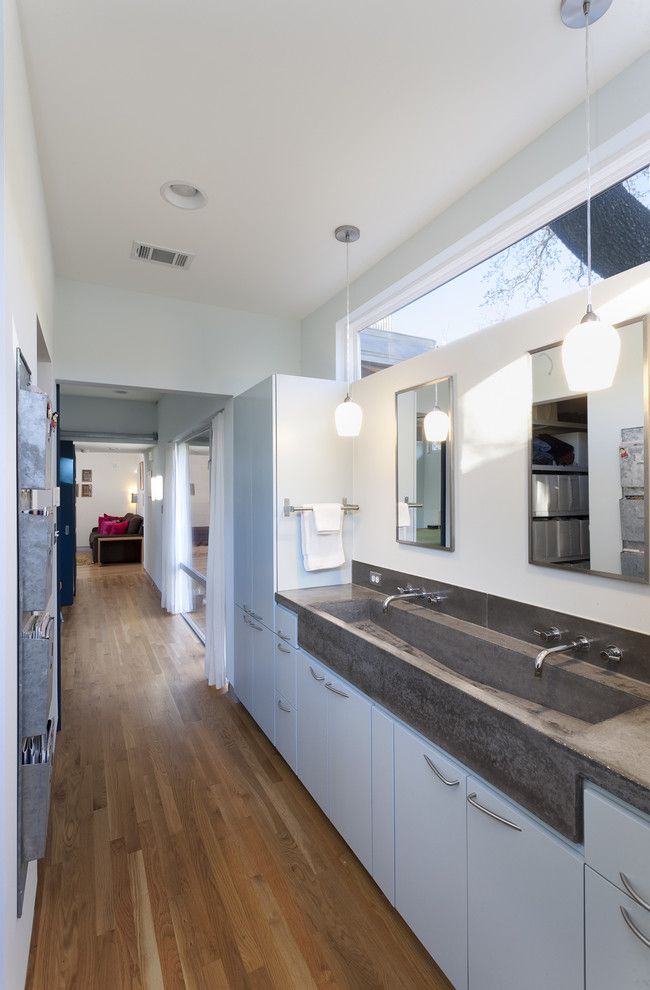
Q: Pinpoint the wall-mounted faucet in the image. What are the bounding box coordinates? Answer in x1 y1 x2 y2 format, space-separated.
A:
382 584 447 613
533 634 590 677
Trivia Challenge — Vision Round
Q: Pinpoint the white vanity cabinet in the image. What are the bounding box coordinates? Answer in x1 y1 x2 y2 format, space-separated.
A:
325 672 372 872
466 778 584 990
233 606 253 713
584 786 650 989
585 867 650 989
296 651 372 870
297 653 329 812
395 724 468 990
248 618 276 743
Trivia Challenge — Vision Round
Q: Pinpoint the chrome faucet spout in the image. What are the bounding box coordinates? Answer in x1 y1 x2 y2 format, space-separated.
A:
382 585 447 613
534 635 589 676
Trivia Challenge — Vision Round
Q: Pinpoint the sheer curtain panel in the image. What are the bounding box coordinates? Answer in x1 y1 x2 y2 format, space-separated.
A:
205 412 227 688
161 442 193 614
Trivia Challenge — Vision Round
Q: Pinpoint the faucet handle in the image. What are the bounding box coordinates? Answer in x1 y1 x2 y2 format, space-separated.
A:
534 626 562 643
600 645 623 664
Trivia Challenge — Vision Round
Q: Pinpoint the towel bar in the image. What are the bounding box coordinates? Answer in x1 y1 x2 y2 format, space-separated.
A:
283 497 359 518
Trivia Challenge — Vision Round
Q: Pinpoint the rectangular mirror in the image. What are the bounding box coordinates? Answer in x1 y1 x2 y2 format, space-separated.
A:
530 316 648 582
395 376 453 550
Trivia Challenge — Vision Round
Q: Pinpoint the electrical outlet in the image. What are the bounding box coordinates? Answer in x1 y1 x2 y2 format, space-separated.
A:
369 571 382 585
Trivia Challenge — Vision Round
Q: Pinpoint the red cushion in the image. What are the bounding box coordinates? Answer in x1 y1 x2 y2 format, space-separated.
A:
108 520 129 535
98 518 113 534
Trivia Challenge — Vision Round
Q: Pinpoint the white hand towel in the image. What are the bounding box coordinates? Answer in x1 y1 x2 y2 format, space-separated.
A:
397 501 411 528
311 502 343 533
300 508 345 571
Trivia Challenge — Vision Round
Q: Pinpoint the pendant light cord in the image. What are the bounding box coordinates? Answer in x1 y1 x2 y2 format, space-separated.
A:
345 236 351 395
584 0 592 307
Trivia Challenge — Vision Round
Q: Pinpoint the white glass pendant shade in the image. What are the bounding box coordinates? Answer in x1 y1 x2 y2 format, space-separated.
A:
423 406 449 442
562 306 620 392
335 394 363 437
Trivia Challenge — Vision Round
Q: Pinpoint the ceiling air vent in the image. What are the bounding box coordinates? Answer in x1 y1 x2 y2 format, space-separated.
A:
130 240 194 270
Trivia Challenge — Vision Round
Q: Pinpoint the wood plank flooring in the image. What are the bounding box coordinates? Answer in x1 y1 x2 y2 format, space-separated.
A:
26 563 452 989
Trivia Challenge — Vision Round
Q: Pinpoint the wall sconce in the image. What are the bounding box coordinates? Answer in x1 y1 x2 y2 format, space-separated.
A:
151 475 163 502
130 493 138 504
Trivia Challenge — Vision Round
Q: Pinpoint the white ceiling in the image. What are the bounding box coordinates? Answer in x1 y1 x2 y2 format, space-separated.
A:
19 0 650 319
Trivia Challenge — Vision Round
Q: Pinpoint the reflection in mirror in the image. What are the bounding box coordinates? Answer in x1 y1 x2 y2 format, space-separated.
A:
530 317 648 582
396 376 453 550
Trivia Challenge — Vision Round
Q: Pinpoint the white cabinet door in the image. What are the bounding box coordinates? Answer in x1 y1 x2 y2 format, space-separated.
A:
233 606 253 713
297 652 328 812
233 393 253 610
325 673 372 872
249 378 275 629
586 866 650 990
275 638 297 708
250 621 275 743
371 707 395 904
274 694 297 771
467 778 583 990
395 724 468 990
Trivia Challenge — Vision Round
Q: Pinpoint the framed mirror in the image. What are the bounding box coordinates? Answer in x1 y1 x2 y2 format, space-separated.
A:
395 376 454 550
529 316 648 582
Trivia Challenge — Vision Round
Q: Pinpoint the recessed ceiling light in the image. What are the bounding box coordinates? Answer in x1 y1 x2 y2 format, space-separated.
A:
160 180 207 211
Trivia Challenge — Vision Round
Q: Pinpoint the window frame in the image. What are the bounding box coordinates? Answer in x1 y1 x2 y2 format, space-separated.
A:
338 134 650 383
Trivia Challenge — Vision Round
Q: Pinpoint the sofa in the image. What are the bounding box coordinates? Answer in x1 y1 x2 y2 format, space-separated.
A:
89 513 144 564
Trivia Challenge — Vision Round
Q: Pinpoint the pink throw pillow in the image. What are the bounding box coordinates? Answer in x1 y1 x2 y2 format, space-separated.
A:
109 520 129 535
98 518 112 534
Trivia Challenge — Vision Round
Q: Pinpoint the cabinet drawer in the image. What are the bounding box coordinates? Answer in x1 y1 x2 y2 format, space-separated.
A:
274 603 298 649
275 636 297 707
586 866 650 990
585 787 650 907
274 694 296 771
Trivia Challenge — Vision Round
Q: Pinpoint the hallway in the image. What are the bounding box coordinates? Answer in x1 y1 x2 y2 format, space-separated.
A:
26 564 450 989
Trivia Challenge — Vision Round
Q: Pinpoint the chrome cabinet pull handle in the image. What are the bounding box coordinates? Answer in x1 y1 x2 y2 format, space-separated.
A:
277 700 292 713
277 630 291 641
250 621 263 631
467 792 522 832
277 642 292 654
423 753 460 787
620 907 650 950
620 873 650 913
308 666 325 682
243 615 251 625
324 681 349 699
251 611 263 621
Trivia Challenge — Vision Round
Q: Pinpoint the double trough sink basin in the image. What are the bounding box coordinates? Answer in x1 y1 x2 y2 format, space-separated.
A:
317 597 643 726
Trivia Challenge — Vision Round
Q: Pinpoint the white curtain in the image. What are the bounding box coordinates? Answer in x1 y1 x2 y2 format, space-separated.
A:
161 442 193 614
205 412 227 688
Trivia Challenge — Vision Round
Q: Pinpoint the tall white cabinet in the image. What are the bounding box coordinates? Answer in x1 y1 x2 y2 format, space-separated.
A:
233 374 350 742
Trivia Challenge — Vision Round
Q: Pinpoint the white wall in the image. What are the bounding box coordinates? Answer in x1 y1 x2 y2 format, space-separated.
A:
275 376 352 591
300 53 650 380
350 262 650 634
75 450 143 548
61 394 157 438
1 0 55 984
55 278 302 396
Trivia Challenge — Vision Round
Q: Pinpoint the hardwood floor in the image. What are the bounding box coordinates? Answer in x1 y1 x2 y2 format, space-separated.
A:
26 563 452 989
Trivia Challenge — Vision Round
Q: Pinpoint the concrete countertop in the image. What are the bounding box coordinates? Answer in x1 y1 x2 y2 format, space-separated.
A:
277 583 650 842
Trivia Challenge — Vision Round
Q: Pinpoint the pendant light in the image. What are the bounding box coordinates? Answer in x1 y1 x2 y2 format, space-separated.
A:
334 225 363 437
423 382 449 443
561 0 620 392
